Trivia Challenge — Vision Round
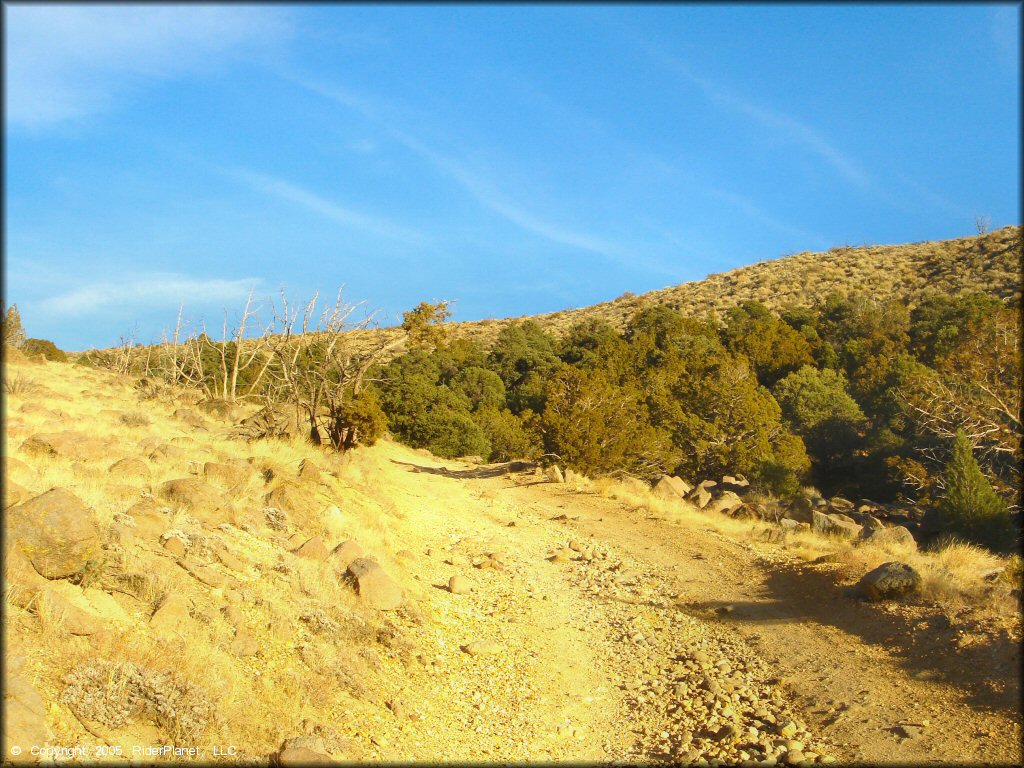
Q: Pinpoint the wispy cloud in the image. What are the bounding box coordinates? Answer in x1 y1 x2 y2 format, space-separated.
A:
387 129 623 258
41 273 261 316
275 71 661 269
226 167 426 244
634 38 872 191
6 5 288 128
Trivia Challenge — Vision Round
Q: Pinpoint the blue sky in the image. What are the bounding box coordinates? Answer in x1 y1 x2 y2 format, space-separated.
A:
4 4 1020 351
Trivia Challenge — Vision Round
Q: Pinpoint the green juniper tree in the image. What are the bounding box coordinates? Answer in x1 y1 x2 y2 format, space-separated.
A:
938 430 1014 551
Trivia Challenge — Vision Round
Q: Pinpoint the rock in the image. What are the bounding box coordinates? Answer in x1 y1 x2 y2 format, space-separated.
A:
690 486 712 509
8 488 101 579
448 575 472 594
293 537 330 562
273 745 335 765
859 524 917 550
204 461 251 489
232 630 260 657
546 465 565 483
462 639 500 656
828 497 855 513
177 558 231 589
346 558 402 610
21 432 110 462
282 736 327 754
5 455 35 476
862 514 885 531
548 551 571 564
812 510 863 540
653 475 692 499
707 491 744 516
265 483 319 520
173 408 207 428
147 442 189 462
196 399 244 421
158 478 229 521
297 458 322 483
715 723 740 742
723 474 749 487
4 480 32 509
108 456 151 479
162 535 187 557
858 561 922 601
125 498 174 540
331 540 365 570
779 518 801 532
3 658 51 750
777 720 798 738
788 496 814 523
150 593 192 631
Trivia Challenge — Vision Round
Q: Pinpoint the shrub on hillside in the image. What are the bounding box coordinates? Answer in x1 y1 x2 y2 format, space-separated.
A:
473 406 541 462
22 337 67 362
938 430 1015 552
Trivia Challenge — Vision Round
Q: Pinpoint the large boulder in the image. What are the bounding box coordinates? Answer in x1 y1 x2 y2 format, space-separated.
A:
158 478 230 524
859 524 918 550
331 540 365 570
203 461 252 489
858 561 922 601
37 582 133 635
653 475 692 500
265 483 319 517
20 432 109 462
706 491 744 517
346 558 402 610
812 510 863 540
8 489 101 579
688 484 713 509
827 497 855 514
108 456 151 479
293 537 330 562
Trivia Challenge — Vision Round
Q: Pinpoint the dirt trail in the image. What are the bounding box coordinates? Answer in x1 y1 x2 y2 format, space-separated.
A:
390 458 1021 765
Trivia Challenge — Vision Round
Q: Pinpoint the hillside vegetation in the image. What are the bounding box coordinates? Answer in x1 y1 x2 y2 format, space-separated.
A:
438 225 1022 346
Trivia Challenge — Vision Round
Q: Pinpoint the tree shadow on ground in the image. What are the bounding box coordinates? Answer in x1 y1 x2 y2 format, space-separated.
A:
685 562 1021 718
392 459 537 480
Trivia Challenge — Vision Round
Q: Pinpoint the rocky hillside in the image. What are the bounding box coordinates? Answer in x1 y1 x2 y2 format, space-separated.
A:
4 351 1021 764
437 225 1022 347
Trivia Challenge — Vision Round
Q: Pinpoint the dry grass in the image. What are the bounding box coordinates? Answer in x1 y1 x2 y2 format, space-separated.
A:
589 475 1021 620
